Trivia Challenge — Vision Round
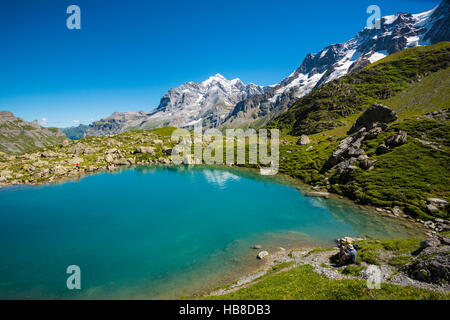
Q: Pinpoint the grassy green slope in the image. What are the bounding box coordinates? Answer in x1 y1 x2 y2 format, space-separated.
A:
383 67 450 118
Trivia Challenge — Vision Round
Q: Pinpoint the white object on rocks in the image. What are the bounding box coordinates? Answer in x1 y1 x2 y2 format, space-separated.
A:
257 251 269 260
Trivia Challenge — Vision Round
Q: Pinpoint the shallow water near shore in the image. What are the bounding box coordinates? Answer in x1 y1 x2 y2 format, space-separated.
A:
0 165 425 299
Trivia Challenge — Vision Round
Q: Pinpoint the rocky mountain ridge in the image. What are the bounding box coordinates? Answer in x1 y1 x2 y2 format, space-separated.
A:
64 74 270 138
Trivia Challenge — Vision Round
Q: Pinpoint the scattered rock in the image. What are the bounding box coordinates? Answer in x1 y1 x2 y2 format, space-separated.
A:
41 151 58 158
427 198 447 208
376 144 389 155
386 130 408 148
392 206 403 216
360 159 377 170
297 135 311 145
252 245 262 250
420 237 441 249
112 158 131 166
423 221 436 229
365 127 383 140
134 146 156 154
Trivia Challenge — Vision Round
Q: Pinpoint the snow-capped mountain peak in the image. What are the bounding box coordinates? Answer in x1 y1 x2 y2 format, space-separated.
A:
134 74 269 129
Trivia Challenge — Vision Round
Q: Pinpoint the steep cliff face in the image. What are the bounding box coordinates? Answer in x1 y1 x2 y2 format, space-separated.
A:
222 0 450 128
0 111 66 154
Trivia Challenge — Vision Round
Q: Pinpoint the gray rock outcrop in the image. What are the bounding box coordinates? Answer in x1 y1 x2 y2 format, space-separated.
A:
401 237 450 284
348 104 398 135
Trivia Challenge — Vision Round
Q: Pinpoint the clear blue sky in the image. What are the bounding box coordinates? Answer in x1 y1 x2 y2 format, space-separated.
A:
0 0 441 127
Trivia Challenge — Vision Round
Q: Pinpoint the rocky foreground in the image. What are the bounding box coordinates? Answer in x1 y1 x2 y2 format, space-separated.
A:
206 235 450 298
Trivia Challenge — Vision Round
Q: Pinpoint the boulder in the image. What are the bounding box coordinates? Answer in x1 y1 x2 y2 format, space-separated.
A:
386 130 408 147
134 146 156 154
257 251 269 260
105 154 115 163
392 206 403 216
427 198 447 208
439 236 450 246
365 126 383 140
252 245 262 250
112 158 131 166
41 151 58 158
360 159 377 170
336 157 358 174
348 104 398 135
420 237 441 249
426 204 439 212
297 135 311 145
376 144 389 155
162 146 173 155
423 221 436 229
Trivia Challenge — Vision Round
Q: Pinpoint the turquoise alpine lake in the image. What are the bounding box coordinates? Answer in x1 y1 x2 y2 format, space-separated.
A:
0 166 425 299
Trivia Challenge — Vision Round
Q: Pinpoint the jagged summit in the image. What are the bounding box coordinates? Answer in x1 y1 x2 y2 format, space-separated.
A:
69 74 270 136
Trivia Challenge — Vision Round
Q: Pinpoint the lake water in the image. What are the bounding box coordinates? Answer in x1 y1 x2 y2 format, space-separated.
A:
0 165 424 299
